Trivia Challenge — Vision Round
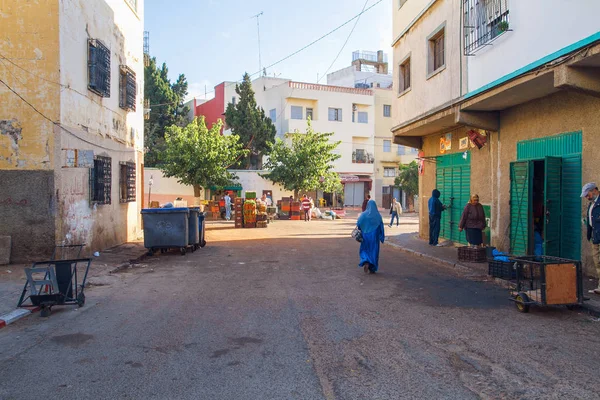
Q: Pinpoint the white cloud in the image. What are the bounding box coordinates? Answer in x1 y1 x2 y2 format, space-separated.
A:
221 31 231 39
185 80 214 102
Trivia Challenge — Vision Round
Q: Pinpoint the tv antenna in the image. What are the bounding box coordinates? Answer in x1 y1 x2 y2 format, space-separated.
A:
252 12 264 75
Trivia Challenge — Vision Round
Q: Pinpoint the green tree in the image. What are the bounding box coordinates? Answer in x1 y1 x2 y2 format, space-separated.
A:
262 120 341 198
224 73 276 169
144 57 190 167
395 160 419 198
160 117 248 197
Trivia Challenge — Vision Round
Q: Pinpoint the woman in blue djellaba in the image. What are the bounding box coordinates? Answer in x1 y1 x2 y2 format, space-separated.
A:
357 199 385 274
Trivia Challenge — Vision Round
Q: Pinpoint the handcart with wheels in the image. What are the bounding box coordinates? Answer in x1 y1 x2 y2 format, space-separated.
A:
17 258 92 317
52 243 85 260
509 255 584 313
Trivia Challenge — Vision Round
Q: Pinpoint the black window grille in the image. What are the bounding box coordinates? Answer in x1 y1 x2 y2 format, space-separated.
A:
120 162 136 203
90 156 112 205
88 39 111 97
119 66 137 112
464 0 510 55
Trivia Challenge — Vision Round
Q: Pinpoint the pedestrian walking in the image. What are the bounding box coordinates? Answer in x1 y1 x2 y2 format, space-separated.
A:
389 198 403 227
428 189 446 246
224 192 232 221
458 194 486 246
361 195 371 212
357 200 385 274
301 194 312 222
582 183 600 294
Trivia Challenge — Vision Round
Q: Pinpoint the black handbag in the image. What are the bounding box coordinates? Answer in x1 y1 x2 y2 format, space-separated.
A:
351 227 363 242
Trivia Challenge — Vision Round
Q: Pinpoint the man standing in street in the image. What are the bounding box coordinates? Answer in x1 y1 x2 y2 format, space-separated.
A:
301 195 312 222
362 195 371 212
582 182 600 294
224 192 232 221
428 189 446 246
389 198 403 228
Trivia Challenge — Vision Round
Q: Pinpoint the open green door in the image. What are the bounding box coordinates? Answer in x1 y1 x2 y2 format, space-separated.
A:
544 157 562 257
510 161 533 255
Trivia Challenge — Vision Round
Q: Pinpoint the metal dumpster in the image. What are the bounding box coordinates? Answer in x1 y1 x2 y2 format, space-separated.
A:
141 208 190 255
188 207 200 249
199 211 207 248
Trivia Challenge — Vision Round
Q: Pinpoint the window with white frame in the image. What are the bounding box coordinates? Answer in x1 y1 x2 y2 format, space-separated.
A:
357 111 368 124
428 25 445 76
399 56 411 93
384 167 396 177
306 107 314 120
383 105 391 117
291 106 303 120
269 108 277 122
328 108 342 122
383 140 391 153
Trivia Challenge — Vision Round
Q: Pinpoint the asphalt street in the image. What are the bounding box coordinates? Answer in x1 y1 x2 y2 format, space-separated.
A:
1 217 599 399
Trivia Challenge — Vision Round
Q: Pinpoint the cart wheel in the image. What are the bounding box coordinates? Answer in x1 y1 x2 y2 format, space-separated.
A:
180 247 187 255
200 240 207 248
515 293 530 313
40 307 51 318
161 248 166 254
147 248 155 256
77 292 86 307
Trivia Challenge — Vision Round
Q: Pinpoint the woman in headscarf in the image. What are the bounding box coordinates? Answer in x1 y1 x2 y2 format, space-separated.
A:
356 199 385 274
458 194 486 246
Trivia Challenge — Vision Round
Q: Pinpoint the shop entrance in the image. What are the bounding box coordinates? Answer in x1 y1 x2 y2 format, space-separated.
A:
511 131 582 260
436 152 471 245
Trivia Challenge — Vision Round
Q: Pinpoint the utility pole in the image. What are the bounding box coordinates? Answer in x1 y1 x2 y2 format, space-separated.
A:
252 12 264 75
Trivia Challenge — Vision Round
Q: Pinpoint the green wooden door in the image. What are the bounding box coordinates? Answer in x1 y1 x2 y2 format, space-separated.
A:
544 157 562 257
510 161 533 255
436 153 471 244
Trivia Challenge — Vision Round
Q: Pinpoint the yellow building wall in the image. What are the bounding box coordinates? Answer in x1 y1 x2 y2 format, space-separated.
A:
0 0 59 170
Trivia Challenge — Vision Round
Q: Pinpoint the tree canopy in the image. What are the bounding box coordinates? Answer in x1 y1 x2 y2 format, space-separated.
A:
224 73 276 169
160 117 248 196
144 57 191 167
262 120 341 198
395 160 419 198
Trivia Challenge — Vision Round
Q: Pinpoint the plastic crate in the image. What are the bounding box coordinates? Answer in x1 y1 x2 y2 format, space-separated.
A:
488 260 515 279
457 246 487 263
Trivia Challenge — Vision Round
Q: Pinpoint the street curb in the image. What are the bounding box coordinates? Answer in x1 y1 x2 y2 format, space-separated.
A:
385 241 600 317
0 306 40 330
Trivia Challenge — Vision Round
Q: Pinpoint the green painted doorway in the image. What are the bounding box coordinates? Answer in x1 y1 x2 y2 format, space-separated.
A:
436 152 471 245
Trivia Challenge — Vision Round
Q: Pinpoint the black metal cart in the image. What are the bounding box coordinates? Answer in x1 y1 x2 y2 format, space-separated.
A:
509 255 584 313
17 258 92 317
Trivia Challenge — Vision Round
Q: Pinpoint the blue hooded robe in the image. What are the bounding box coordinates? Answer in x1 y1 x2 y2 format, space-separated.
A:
357 200 385 272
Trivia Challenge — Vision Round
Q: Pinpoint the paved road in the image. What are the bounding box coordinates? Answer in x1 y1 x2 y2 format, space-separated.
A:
1 217 600 399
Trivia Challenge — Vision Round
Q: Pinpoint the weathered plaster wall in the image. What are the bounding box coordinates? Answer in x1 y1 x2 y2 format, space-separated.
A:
55 0 145 253
0 0 59 169
496 91 600 276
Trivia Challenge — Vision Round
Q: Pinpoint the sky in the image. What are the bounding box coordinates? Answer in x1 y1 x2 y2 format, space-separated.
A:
144 0 393 101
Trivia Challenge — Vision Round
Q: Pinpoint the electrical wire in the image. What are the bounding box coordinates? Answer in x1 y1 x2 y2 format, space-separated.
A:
150 0 385 108
0 77 137 154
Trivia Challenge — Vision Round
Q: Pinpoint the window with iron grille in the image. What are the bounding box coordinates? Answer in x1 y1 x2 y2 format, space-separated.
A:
399 56 411 92
119 66 136 112
464 0 509 55
384 167 396 177
88 39 111 97
120 162 136 203
90 156 112 205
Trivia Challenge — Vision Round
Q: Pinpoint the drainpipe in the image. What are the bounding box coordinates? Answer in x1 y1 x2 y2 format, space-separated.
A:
459 0 464 98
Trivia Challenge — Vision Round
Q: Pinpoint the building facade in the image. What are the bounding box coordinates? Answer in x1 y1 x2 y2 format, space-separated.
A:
186 81 240 133
0 0 145 262
392 0 600 275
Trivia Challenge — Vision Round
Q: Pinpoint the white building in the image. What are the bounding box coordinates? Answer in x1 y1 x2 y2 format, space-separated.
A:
327 50 393 89
252 77 375 207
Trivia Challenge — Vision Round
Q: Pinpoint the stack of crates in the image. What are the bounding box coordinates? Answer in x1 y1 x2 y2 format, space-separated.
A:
234 197 243 228
279 198 290 220
291 201 302 220
243 198 257 228
209 200 220 220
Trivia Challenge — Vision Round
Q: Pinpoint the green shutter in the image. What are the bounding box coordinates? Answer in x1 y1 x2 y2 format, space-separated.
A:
510 161 533 255
436 152 471 244
544 157 562 257
561 155 582 260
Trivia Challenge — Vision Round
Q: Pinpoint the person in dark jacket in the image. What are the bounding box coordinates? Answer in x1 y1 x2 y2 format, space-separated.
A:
458 194 486 246
361 195 371 212
582 182 600 294
428 189 446 246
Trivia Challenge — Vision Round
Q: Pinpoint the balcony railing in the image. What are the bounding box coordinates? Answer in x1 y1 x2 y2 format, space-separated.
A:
289 81 372 96
352 50 388 64
463 0 510 55
352 151 374 164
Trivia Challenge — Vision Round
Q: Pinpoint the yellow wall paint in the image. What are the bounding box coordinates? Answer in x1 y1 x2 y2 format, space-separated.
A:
0 0 59 170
